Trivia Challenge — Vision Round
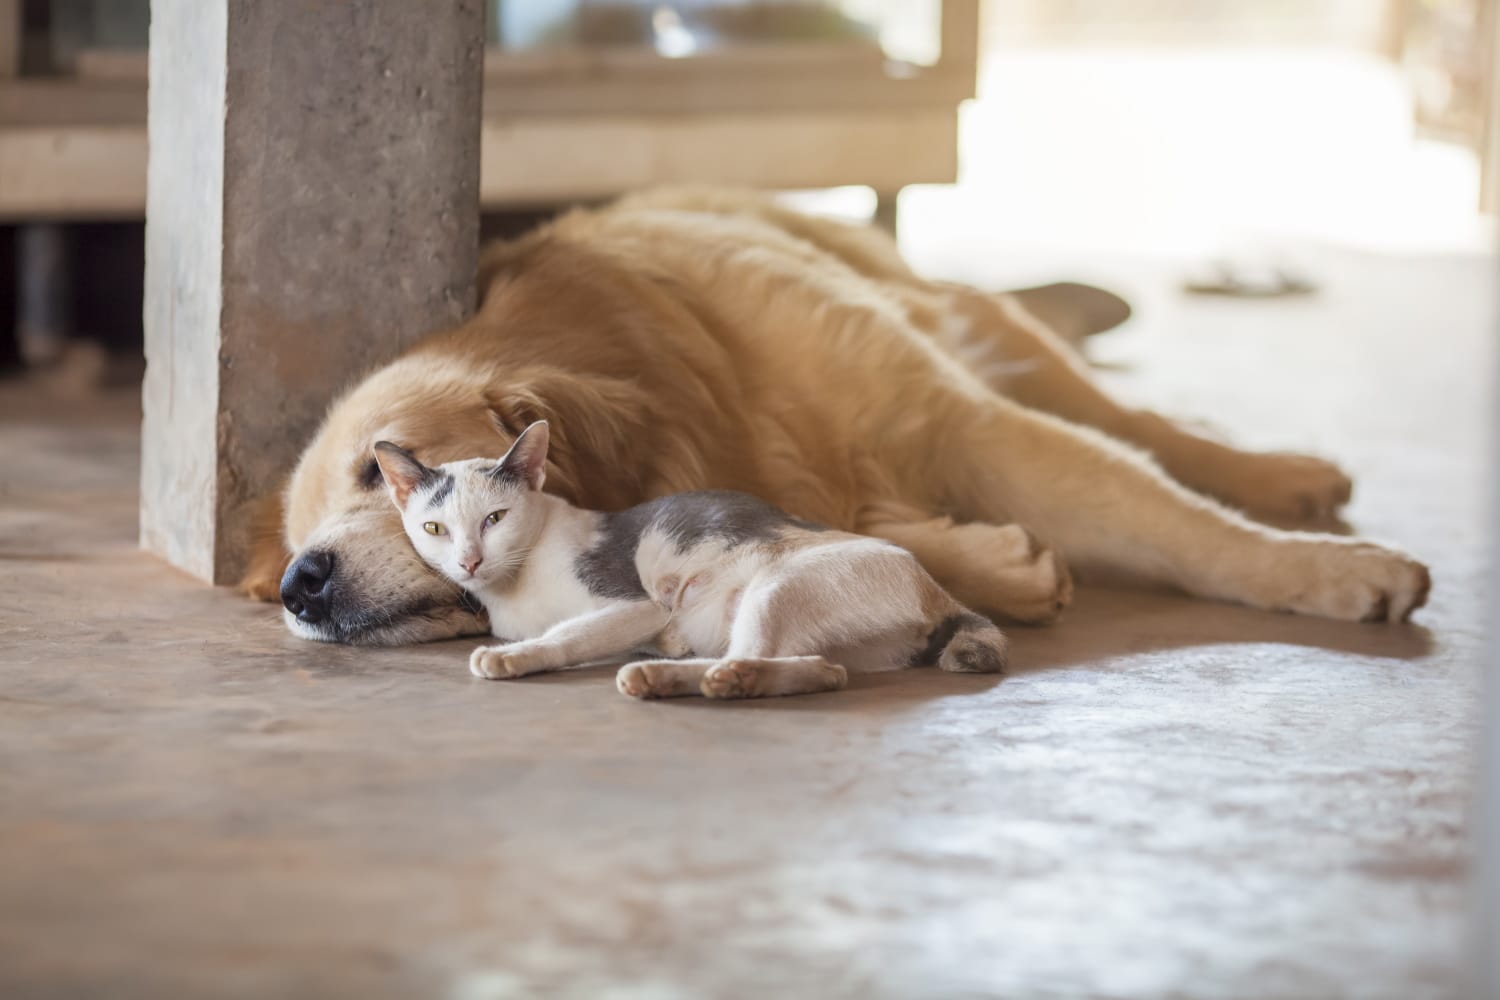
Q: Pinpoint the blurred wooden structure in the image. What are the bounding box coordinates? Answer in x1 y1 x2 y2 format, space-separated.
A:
1484 0 1500 211
0 1 978 221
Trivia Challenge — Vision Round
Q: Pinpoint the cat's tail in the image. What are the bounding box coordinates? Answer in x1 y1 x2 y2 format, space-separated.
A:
934 611 1008 674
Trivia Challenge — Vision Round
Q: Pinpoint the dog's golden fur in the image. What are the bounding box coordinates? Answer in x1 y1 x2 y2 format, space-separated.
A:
254 187 1429 646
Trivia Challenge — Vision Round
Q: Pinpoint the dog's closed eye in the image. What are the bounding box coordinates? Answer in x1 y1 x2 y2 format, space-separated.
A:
358 458 382 490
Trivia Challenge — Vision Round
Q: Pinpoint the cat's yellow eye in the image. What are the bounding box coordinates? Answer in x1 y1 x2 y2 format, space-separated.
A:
423 521 446 536
485 510 506 526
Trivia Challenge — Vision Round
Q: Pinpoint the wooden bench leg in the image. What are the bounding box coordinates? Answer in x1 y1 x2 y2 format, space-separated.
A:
873 188 902 237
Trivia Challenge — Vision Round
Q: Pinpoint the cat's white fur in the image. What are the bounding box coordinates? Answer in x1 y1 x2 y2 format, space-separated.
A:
373 421 1008 700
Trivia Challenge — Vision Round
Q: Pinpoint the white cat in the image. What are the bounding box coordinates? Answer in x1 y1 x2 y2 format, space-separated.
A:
373 420 1008 700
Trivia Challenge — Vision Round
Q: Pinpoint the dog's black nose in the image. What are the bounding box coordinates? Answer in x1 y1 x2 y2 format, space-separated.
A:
280 550 336 623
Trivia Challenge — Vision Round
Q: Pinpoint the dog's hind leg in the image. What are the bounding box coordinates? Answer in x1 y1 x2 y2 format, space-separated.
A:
929 393 1428 623
857 501 1072 625
922 285 1354 523
1005 282 1134 348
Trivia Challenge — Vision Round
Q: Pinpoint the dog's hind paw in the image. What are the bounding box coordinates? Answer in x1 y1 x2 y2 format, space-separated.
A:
1217 451 1354 523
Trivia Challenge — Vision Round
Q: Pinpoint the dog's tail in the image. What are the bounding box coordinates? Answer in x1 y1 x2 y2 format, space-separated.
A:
932 611 1008 674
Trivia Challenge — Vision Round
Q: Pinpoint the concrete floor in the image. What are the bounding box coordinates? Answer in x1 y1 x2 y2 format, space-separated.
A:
0 245 1491 999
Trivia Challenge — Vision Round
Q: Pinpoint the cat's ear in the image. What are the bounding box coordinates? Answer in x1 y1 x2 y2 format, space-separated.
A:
372 441 434 509
496 420 550 491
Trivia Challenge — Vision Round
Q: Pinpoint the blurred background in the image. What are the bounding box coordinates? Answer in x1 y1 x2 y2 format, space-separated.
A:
0 0 1494 383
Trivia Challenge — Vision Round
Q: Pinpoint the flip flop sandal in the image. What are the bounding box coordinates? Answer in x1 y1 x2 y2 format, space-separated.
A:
1184 261 1318 298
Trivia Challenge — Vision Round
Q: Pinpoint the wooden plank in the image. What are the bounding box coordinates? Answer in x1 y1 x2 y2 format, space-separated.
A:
1483 0 1499 212
3 50 970 125
74 47 150 82
0 126 146 217
477 109 959 204
0 79 145 126
0 106 959 220
938 0 981 96
482 67 970 117
484 40 887 81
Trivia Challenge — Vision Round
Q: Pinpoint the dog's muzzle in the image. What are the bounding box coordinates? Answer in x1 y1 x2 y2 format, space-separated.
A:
280 549 337 624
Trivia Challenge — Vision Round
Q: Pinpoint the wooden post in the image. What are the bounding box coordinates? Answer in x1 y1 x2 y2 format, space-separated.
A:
0 0 19 77
938 0 980 96
141 1 485 583
873 190 900 236
1482 0 1499 213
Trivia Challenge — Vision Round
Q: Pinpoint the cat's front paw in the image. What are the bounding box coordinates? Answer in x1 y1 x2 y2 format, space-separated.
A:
469 642 546 680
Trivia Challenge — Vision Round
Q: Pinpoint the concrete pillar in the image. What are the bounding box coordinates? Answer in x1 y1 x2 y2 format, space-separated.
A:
141 1 484 584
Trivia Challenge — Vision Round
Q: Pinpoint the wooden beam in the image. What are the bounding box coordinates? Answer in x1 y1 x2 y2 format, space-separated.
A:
0 79 145 125
140 0 485 584
481 66 971 118
0 126 145 218
0 107 959 220
938 0 981 96
1482 0 1499 213
2 46 973 120
478 109 959 204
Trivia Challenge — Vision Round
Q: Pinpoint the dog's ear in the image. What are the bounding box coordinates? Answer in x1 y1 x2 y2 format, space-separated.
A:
494 420 550 491
372 442 436 509
239 489 291 602
484 367 648 506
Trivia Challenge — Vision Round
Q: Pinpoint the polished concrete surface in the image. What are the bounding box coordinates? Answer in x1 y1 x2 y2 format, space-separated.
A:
0 247 1491 998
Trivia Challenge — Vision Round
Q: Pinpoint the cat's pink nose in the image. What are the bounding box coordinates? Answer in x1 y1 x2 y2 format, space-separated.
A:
461 556 483 576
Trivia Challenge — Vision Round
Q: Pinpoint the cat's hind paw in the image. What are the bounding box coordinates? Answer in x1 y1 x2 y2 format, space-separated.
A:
616 659 707 699
616 662 660 698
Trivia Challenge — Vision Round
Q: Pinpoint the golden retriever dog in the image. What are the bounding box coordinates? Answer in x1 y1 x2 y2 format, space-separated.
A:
246 187 1429 646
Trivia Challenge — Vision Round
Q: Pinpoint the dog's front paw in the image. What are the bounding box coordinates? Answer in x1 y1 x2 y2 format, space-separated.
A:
469 642 545 680
1271 540 1430 622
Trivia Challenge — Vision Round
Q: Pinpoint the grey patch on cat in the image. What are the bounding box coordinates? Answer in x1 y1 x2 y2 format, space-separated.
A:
574 507 654 600
422 473 455 508
909 611 993 668
574 491 828 600
652 490 828 550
